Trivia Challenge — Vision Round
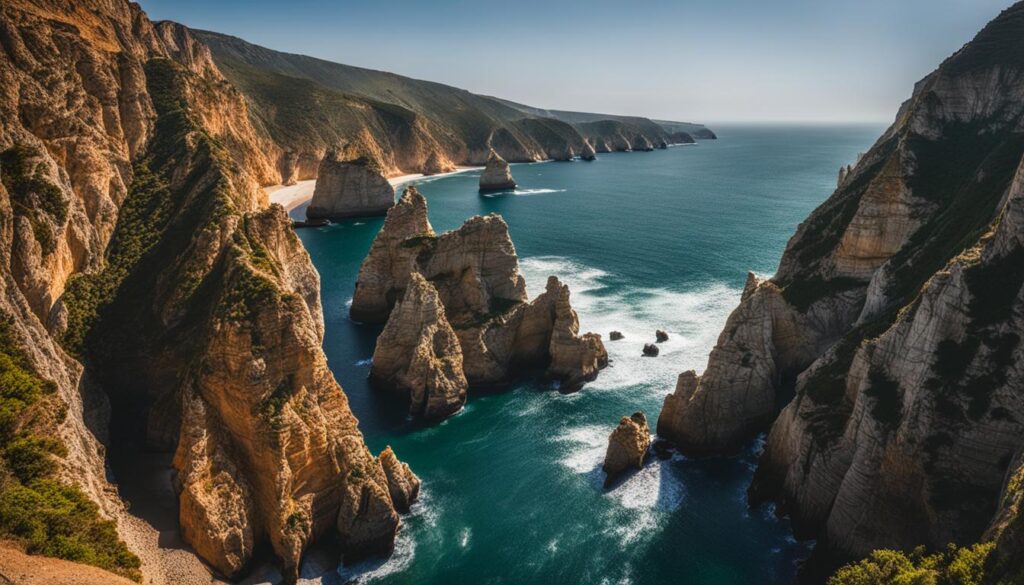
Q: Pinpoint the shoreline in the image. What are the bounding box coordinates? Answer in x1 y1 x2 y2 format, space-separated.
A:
264 166 481 212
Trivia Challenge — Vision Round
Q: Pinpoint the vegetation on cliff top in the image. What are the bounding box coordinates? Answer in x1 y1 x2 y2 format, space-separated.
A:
0 317 141 580
828 544 994 585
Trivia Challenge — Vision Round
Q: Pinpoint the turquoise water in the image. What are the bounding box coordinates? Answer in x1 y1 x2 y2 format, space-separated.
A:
291 124 885 584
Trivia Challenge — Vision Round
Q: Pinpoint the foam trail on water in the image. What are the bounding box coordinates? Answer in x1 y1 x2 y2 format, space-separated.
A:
518 255 742 395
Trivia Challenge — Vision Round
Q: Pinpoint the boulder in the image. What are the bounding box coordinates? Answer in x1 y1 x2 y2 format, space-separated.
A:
609 331 624 341
603 412 651 487
655 330 669 342
642 343 659 357
478 149 517 191
307 151 395 219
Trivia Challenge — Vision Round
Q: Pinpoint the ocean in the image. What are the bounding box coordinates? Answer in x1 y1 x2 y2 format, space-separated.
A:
290 124 886 584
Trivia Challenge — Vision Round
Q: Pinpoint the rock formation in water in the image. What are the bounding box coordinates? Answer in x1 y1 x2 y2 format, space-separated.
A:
643 344 659 357
379 446 421 514
370 272 468 420
609 331 624 340
580 141 598 161
307 150 395 219
655 330 669 342
657 3 1024 578
0 1 419 582
353 186 607 410
603 412 651 487
479 149 517 191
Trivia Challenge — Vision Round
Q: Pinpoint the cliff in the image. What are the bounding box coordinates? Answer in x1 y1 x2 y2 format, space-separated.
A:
0 0 417 582
307 150 395 219
187 30 712 183
354 187 607 418
655 2 1024 578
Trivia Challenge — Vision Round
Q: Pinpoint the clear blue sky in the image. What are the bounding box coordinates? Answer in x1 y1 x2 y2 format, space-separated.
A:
137 0 1016 124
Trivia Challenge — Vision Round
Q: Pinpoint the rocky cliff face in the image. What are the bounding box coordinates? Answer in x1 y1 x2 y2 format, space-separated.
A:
369 272 468 421
656 2 1024 575
603 412 651 487
0 0 417 582
354 187 607 416
307 150 395 219
478 149 517 191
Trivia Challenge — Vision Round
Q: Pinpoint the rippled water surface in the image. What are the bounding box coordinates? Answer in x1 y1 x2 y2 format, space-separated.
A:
291 124 885 584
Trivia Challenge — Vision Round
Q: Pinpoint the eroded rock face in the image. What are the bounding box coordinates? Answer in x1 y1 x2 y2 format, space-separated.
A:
658 1 1024 570
479 149 516 191
353 187 607 413
370 272 468 420
580 141 597 161
307 151 395 219
603 412 651 487
379 446 421 514
631 135 654 151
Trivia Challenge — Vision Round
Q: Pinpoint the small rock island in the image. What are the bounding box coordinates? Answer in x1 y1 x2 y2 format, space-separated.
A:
307 150 395 219
603 412 651 487
478 149 517 191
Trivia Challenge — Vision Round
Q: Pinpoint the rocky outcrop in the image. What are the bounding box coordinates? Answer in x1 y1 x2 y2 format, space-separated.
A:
580 141 597 161
655 330 669 342
307 151 395 219
352 187 607 409
603 412 651 487
668 131 696 144
658 1 1024 575
643 344 659 357
479 149 517 191
632 135 654 152
370 272 468 420
423 150 456 175
609 331 624 340
379 446 421 514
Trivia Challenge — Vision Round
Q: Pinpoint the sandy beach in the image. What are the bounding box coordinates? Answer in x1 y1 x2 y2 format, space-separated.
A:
264 166 480 212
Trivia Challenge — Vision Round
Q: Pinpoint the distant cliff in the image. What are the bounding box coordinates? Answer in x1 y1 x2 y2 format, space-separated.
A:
189 29 711 183
656 3 1024 581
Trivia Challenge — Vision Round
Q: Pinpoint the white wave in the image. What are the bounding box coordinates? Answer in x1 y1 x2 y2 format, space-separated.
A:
479 188 567 198
518 255 741 395
354 358 373 367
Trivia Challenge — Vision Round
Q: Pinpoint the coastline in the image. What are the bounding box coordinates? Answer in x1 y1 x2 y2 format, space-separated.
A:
264 166 481 211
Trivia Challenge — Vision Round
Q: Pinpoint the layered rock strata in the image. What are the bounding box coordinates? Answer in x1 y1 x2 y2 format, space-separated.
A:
369 273 468 420
0 1 419 582
580 141 598 161
658 2 1024 574
603 412 651 487
307 151 395 219
354 187 607 416
479 149 517 191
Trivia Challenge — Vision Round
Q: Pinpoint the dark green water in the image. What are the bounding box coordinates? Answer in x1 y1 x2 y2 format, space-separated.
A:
291 124 885 585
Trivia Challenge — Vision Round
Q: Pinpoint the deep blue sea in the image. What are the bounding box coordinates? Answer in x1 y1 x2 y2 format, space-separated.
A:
290 124 885 585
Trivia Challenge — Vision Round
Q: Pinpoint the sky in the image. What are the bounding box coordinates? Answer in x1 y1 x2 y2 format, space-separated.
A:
138 0 1016 124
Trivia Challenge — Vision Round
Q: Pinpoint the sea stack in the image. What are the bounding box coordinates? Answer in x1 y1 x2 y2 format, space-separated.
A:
603 412 651 487
369 273 468 421
479 149 517 191
307 150 395 219
580 141 597 161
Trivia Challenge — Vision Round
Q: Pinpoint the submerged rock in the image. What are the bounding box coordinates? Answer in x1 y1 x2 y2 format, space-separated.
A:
609 331 624 341
307 150 395 219
370 272 468 420
655 330 669 343
603 412 651 487
642 343 659 357
479 148 517 191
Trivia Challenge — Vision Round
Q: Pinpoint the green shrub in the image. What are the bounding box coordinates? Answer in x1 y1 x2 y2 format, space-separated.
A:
0 145 68 256
3 435 66 483
828 543 994 585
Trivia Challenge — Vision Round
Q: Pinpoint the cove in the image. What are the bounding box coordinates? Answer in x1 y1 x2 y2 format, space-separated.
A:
291 124 884 584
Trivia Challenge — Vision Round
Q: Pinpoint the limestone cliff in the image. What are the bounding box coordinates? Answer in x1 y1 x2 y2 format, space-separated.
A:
307 150 395 219
369 272 468 421
355 187 607 416
656 2 1024 575
479 149 517 191
0 0 417 582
